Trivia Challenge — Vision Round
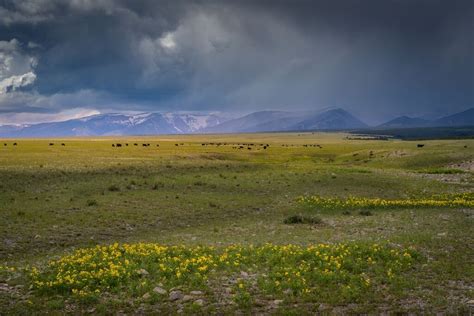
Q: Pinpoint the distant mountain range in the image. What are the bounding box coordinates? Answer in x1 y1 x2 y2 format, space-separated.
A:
0 107 472 137
0 113 225 137
203 108 368 133
377 108 474 129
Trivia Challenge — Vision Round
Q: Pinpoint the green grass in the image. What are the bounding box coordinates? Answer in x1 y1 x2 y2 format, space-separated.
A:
0 133 473 314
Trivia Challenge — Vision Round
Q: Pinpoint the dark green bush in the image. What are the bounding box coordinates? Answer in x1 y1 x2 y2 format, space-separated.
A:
284 214 322 225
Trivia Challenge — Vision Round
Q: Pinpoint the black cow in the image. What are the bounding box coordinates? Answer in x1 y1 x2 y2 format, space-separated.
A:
116 144 122 147
112 144 115 147
417 144 425 148
13 143 17 146
61 143 66 146
49 143 54 146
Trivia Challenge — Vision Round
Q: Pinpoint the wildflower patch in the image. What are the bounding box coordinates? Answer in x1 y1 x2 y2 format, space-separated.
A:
298 192 474 210
30 243 419 305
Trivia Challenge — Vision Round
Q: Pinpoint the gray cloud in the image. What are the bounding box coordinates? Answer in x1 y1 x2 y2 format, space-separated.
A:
0 0 472 124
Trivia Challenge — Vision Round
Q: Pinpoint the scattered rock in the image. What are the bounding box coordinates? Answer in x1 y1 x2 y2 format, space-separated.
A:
194 299 205 306
182 295 194 302
273 299 283 305
153 286 167 295
142 293 151 300
136 268 149 276
169 290 183 301
190 290 203 295
240 271 249 278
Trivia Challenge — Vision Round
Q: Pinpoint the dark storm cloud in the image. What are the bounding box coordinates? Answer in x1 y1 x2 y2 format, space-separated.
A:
0 0 472 123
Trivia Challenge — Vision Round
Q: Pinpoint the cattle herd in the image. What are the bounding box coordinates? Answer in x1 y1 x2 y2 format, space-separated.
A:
2 142 461 150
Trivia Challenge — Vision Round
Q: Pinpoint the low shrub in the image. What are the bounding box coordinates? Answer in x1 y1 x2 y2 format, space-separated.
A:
108 184 120 192
284 214 322 225
86 200 98 206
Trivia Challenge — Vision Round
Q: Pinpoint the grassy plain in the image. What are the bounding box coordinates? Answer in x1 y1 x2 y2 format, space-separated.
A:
0 132 473 314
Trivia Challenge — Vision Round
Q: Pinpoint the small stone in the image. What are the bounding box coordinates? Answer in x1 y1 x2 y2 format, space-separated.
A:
169 290 183 301
136 268 149 276
182 295 193 302
142 293 150 299
273 299 283 305
467 299 474 305
194 299 205 306
153 286 167 295
190 290 203 295
240 271 249 278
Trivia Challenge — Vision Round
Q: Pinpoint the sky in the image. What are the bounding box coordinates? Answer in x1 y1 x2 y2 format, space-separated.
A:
0 0 473 125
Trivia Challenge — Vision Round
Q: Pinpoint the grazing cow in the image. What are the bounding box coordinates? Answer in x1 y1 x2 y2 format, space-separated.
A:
4 143 6 146
156 144 160 147
61 143 65 146
116 144 122 147
13 143 17 146
175 144 178 146
263 146 267 149
417 144 425 148
125 143 128 146
49 143 54 146
134 143 138 146
142 144 147 147
112 144 115 147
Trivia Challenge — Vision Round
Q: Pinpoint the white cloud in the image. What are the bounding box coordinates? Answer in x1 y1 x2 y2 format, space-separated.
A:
0 71 36 93
0 107 100 125
0 39 37 94
159 33 177 50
